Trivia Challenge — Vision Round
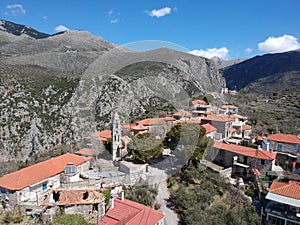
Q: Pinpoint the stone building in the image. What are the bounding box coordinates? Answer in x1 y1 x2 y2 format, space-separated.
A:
0 153 90 212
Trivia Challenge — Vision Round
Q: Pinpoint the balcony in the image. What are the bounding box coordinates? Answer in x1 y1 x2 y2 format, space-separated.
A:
265 201 300 224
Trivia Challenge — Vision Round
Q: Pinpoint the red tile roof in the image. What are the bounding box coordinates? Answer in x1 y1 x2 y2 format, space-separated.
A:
173 109 192 117
138 118 166 126
99 198 164 225
92 130 112 142
242 124 252 131
213 142 277 160
230 114 244 119
133 123 149 131
177 119 201 124
192 99 206 105
164 116 176 121
267 133 300 145
43 189 103 206
221 104 238 109
98 217 118 225
0 153 87 190
122 123 136 131
201 123 217 134
269 181 300 200
75 148 93 156
202 115 231 122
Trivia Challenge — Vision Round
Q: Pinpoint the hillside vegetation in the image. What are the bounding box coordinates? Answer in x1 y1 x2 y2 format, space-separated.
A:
169 165 259 225
225 89 300 134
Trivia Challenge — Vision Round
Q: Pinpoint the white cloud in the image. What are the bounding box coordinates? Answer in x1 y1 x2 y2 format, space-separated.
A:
147 7 172 18
245 48 253 54
107 9 120 24
5 4 26 15
189 47 229 59
258 35 300 53
54 25 69 32
110 18 119 24
108 10 113 17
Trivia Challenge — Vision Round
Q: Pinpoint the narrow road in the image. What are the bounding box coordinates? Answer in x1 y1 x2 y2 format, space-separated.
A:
148 166 179 225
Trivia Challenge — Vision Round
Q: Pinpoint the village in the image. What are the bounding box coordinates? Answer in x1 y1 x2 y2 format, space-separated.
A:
0 88 300 225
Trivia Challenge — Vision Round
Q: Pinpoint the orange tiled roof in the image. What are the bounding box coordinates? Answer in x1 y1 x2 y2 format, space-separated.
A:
92 130 112 142
269 181 300 200
121 123 136 131
173 109 192 117
0 153 87 190
43 189 103 206
99 198 164 225
221 104 238 109
242 124 252 131
133 123 149 131
201 123 217 134
230 114 244 119
213 142 277 160
192 99 206 105
98 217 118 225
75 148 93 156
178 119 201 124
138 118 166 126
202 115 231 122
267 133 300 145
164 116 176 121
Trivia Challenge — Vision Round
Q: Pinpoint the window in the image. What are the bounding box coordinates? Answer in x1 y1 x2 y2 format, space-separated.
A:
278 144 282 152
42 183 47 191
261 160 265 165
297 145 300 153
64 166 76 174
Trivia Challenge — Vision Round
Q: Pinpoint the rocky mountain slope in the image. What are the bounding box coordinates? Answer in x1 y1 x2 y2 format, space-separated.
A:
0 19 50 39
222 50 300 94
0 19 225 164
211 56 246 69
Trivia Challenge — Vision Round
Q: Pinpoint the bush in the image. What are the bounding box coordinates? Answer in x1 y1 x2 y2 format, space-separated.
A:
123 184 158 207
52 214 93 225
2 211 24 224
244 188 255 197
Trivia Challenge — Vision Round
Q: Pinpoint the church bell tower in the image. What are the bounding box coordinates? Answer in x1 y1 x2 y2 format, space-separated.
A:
112 113 121 161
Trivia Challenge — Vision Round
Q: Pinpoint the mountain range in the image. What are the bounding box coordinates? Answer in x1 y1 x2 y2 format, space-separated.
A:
222 50 300 94
0 19 225 163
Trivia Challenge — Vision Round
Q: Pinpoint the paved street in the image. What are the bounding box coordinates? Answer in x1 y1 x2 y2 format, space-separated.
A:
148 166 179 225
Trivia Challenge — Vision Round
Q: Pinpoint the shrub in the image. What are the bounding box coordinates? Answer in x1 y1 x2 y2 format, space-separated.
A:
52 214 93 225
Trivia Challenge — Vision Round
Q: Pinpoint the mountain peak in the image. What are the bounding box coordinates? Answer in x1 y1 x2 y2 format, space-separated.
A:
0 19 50 39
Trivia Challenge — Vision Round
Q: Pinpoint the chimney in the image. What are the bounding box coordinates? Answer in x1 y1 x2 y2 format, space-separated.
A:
121 191 124 201
110 196 114 209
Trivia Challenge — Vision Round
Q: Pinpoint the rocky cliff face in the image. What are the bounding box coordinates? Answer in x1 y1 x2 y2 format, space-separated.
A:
0 19 225 163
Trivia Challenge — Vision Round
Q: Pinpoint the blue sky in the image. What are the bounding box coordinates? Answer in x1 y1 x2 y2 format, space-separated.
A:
1 0 300 59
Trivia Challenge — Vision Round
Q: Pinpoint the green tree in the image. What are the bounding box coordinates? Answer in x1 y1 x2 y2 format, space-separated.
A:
123 184 158 207
163 123 212 165
127 133 163 163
